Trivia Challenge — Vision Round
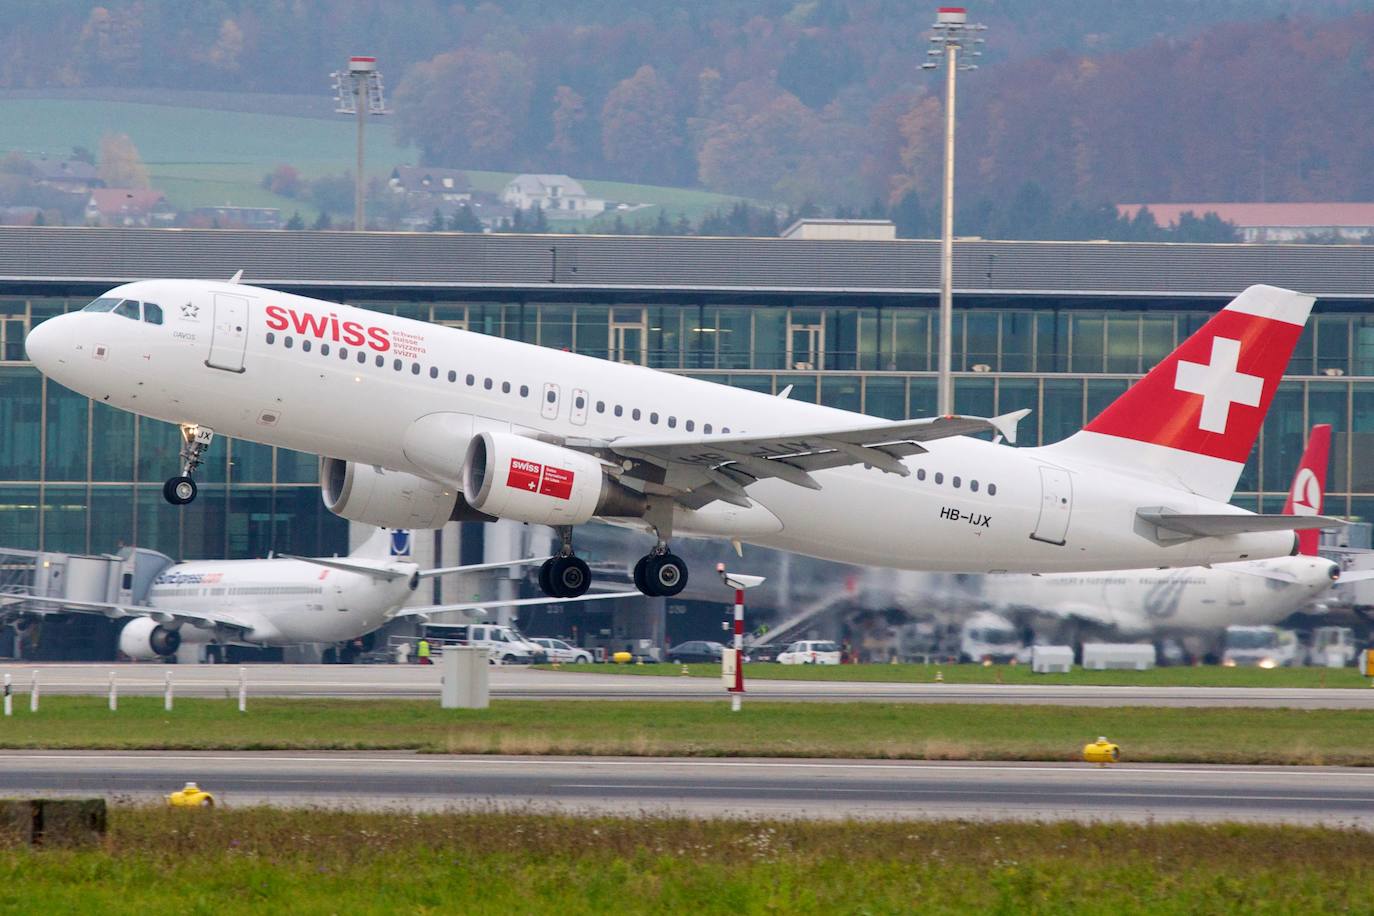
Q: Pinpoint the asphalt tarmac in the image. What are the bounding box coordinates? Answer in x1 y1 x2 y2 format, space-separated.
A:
4 663 1373 708
4 751 1372 827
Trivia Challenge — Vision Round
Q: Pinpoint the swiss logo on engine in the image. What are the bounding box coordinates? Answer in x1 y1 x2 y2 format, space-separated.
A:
539 465 575 500
506 458 575 500
507 458 543 492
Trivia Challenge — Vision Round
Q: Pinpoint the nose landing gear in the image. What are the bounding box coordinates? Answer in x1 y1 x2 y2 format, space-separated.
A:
163 424 214 505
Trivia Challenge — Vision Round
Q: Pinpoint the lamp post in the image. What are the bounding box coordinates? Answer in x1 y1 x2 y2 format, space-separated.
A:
331 56 389 231
922 8 985 416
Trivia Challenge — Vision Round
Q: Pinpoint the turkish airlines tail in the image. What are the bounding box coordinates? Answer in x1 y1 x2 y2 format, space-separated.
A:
1282 424 1332 555
1045 284 1315 502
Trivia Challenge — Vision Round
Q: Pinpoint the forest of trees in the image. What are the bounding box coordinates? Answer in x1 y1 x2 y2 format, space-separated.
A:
1 2 1371 218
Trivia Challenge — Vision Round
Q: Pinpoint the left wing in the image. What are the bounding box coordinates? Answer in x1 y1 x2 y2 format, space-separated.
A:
391 591 640 621
1137 510 1344 543
594 410 1029 509
279 555 547 582
0 593 252 631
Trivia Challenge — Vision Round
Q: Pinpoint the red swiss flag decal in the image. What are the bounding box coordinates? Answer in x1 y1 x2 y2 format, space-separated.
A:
539 465 575 500
507 458 543 492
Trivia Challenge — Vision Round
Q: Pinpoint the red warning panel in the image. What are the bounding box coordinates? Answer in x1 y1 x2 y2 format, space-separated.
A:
507 458 542 492
539 465 575 500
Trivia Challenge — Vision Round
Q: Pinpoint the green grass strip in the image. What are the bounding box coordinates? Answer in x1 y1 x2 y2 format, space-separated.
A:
1 808 1372 914
2 697 1372 764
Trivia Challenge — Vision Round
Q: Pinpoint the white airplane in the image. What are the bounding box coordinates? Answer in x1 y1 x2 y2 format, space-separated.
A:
968 424 1367 636
24 280 1340 598
2 527 632 660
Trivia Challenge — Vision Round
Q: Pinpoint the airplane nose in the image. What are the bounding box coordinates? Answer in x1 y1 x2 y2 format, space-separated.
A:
24 315 65 370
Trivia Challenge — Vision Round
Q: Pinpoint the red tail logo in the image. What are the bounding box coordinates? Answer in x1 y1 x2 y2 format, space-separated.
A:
1082 285 1312 463
1282 424 1331 555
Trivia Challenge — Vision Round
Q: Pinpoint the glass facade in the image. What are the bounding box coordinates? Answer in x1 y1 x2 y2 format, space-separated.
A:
3 289 1372 559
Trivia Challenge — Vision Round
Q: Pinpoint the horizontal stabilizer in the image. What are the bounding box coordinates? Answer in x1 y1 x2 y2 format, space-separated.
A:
1136 508 1343 543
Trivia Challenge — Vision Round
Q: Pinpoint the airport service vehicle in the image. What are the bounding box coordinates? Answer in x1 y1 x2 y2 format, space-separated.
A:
26 281 1339 600
441 623 548 664
666 641 726 663
530 637 594 664
1 527 629 660
777 640 841 665
959 611 1023 663
1310 626 1358 667
971 425 1356 636
1222 625 1303 668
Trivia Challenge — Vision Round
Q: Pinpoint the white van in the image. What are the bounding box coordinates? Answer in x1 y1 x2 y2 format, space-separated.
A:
778 640 841 665
444 624 548 665
1222 626 1303 668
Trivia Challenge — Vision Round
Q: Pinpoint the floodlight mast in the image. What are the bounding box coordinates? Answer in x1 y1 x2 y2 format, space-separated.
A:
920 8 986 416
331 56 389 231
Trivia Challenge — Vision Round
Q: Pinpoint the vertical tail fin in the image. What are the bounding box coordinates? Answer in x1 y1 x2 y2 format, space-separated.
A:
1046 284 1315 501
1282 424 1331 555
348 527 412 559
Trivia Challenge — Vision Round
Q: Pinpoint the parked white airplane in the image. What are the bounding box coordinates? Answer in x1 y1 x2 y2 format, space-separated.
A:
3 527 630 660
970 424 1367 635
25 280 1339 598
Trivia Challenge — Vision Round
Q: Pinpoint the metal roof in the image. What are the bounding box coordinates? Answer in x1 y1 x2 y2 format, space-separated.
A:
0 226 1371 302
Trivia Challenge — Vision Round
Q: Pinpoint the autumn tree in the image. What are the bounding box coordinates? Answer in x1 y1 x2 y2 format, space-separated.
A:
548 85 588 163
600 65 684 185
98 133 150 189
394 48 533 170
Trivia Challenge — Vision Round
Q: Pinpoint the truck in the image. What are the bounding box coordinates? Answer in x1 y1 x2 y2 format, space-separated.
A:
1221 625 1304 668
959 611 1024 664
1310 626 1358 667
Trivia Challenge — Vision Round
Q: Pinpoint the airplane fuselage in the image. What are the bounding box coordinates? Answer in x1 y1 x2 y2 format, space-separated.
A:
30 280 1296 574
149 557 413 646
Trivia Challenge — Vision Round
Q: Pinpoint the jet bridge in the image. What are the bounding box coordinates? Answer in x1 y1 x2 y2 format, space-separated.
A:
0 546 173 660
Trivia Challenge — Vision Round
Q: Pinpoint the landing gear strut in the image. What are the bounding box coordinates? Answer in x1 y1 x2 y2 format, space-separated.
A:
163 424 214 505
538 526 591 599
634 502 688 597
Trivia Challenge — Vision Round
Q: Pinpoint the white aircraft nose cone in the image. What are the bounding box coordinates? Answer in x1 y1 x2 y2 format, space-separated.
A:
24 316 64 370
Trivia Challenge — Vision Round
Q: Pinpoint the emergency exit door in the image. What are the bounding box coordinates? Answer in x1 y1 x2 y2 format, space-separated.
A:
206 294 249 373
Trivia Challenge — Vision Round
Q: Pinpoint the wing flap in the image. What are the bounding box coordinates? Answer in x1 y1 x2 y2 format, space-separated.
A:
391 590 640 621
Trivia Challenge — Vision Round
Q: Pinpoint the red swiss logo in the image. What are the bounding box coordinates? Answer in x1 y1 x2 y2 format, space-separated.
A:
506 458 575 500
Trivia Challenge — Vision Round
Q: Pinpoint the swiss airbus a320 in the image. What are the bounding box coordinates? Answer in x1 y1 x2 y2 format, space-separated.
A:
25 280 1338 598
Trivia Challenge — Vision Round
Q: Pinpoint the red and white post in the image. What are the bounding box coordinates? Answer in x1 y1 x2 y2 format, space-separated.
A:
717 564 766 713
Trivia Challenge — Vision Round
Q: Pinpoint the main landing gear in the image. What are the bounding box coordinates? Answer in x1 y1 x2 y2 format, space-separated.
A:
163 424 214 506
633 548 689 598
539 527 592 599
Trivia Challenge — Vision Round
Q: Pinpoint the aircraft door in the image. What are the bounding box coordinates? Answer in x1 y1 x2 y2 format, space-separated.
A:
206 293 250 373
1030 466 1073 545
541 383 561 421
570 388 589 426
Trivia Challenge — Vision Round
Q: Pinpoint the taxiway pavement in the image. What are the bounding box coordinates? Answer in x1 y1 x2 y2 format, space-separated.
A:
4 663 1373 708
4 751 1372 827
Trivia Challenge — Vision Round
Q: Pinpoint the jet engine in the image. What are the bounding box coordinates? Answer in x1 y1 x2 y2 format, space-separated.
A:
463 432 645 526
321 458 492 529
118 617 182 660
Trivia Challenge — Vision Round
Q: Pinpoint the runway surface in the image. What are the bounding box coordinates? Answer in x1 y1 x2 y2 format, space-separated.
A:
4 751 1372 827
4 663 1373 707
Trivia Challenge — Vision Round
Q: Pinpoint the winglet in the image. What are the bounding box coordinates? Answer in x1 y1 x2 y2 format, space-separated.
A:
990 409 1031 446
228 269 244 284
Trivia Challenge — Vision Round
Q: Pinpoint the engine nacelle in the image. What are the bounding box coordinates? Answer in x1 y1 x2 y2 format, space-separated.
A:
463 432 645 526
322 458 482 529
118 617 182 660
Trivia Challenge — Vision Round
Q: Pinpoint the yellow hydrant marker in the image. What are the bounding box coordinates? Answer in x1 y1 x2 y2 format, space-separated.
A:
1082 736 1120 766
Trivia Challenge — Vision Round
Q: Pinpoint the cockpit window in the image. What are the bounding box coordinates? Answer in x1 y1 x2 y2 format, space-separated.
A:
143 303 163 325
82 297 120 313
113 300 140 321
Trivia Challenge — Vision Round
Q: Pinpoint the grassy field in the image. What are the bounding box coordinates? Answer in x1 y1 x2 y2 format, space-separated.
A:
0 98 752 222
1 807 1370 913
2 697 1374 764
557 662 1374 688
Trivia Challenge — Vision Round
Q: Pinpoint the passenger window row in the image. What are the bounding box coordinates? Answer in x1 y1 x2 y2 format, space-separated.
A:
914 466 997 496
263 331 732 435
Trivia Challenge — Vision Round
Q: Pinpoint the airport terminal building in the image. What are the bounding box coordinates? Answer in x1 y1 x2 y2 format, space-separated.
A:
1 227 1373 655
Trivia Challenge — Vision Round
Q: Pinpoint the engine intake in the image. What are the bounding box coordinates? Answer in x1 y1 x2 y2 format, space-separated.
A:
118 617 182 660
463 432 645 526
321 458 492 529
